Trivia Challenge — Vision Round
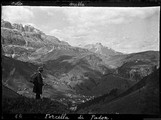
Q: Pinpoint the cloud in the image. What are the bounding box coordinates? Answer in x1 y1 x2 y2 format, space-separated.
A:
24 23 36 27
49 7 159 49
50 25 96 38
49 26 100 46
2 6 34 24
37 7 54 16
62 7 159 26
37 6 64 16
112 35 159 53
2 6 159 53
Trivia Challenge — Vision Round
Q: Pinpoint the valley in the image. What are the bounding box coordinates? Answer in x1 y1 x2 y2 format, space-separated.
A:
1 20 160 114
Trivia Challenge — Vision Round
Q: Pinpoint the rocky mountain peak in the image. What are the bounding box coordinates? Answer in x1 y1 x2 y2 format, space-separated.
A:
23 24 45 35
24 25 35 32
95 42 103 46
13 23 24 32
1 20 44 34
95 43 104 50
1 20 13 29
82 43 122 57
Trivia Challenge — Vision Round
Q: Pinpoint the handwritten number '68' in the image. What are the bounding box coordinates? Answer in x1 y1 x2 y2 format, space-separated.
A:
15 114 22 119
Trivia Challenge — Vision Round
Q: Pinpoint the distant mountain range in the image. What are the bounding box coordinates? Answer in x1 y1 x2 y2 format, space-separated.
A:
1 20 160 114
79 42 123 57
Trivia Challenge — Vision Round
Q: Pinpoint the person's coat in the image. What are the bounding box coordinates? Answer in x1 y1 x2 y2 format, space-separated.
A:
33 72 44 94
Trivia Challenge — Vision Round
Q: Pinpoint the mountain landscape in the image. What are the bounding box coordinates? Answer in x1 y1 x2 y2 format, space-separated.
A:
1 20 160 114
80 42 123 57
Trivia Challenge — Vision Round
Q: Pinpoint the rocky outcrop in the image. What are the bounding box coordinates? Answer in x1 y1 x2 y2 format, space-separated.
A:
128 66 154 81
1 28 26 46
1 20 12 29
13 23 24 32
1 20 47 61
24 25 34 32
23 32 42 41
1 20 81 62
82 43 123 57
110 51 160 81
117 61 157 81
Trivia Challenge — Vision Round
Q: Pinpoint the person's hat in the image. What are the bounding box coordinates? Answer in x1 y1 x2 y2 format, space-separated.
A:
38 66 43 72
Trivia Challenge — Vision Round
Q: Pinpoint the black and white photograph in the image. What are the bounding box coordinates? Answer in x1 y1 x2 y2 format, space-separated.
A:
1 5 160 116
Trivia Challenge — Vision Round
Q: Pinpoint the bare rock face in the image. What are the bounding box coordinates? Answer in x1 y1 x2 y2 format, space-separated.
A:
128 66 154 81
117 61 157 81
24 25 34 32
1 20 73 62
23 32 42 40
33 28 45 35
13 23 25 32
1 28 26 46
82 43 123 57
23 25 45 39
1 20 13 29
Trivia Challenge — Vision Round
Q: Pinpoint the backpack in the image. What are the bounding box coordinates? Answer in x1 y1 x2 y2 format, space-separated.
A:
30 72 38 83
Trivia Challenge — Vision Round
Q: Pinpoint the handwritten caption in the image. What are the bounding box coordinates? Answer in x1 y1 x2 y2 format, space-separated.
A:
45 114 69 119
11 114 113 119
45 114 112 120
11 1 23 6
69 2 85 6
15 114 22 119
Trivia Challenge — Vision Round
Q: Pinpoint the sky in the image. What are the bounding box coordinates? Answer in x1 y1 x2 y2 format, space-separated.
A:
2 6 160 53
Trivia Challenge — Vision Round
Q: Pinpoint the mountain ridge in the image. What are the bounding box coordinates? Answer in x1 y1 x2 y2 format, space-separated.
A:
2 20 160 114
1 20 73 62
80 42 123 57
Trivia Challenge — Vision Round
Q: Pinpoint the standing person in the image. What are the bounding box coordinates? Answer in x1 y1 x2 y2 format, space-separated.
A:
30 66 44 99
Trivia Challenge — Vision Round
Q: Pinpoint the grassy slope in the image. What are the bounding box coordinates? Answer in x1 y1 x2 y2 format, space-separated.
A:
2 97 70 114
91 74 135 96
2 55 64 99
77 88 144 114
76 74 135 111
2 85 21 98
100 68 160 114
2 55 38 97
99 88 144 114
2 55 38 80
77 69 160 114
2 85 71 114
